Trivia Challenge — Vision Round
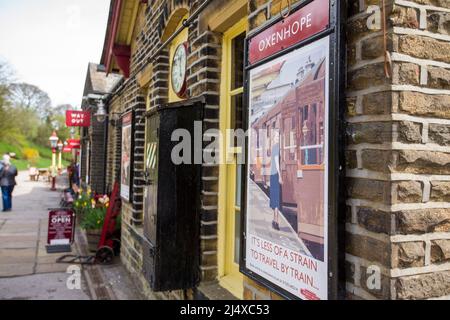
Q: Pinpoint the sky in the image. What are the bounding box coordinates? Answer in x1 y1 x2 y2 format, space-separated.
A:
0 0 111 108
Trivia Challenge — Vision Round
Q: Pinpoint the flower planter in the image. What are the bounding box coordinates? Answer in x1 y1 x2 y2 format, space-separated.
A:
85 229 102 253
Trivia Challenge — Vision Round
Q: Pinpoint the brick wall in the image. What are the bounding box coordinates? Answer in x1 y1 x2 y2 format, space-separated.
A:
89 116 107 194
104 0 224 299
346 0 450 300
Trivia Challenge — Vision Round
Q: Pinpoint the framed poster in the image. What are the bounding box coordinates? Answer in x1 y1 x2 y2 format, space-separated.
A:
121 111 134 201
241 0 343 300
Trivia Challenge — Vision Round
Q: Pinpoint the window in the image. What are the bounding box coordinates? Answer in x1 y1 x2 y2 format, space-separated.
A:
300 103 324 166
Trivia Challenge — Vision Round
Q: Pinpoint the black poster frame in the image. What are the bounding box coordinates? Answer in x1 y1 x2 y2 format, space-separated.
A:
239 0 345 300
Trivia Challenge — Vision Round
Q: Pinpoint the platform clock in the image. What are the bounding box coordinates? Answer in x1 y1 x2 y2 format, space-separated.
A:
171 42 188 98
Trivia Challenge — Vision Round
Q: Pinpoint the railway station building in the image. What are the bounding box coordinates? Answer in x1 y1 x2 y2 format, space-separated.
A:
79 0 450 300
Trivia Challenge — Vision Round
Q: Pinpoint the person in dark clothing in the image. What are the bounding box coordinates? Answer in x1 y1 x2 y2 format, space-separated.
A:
0 154 18 212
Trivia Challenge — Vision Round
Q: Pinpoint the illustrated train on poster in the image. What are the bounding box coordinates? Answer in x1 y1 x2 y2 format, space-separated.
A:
249 52 326 261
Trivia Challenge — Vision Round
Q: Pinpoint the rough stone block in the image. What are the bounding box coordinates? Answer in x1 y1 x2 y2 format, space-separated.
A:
430 181 450 202
392 241 425 268
348 122 392 144
395 62 420 85
396 271 450 300
346 233 391 266
399 92 450 119
397 35 450 63
395 150 450 175
357 208 392 234
429 124 450 146
395 208 450 234
348 63 389 91
427 11 450 35
431 239 450 263
396 121 423 144
361 149 393 173
394 181 423 203
347 178 390 203
362 92 392 115
361 36 384 60
427 66 450 89
390 5 419 29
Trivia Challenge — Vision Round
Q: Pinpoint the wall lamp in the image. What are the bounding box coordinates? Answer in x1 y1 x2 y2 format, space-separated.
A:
82 94 108 123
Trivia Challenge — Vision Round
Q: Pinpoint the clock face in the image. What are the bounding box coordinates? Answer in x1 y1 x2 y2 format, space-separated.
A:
171 43 187 97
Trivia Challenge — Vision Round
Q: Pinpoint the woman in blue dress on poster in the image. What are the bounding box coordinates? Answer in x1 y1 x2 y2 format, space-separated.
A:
270 130 282 231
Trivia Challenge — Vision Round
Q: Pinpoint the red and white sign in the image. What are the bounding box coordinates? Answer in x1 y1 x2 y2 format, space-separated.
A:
66 110 91 127
248 0 329 65
63 146 72 153
47 209 75 245
68 139 81 149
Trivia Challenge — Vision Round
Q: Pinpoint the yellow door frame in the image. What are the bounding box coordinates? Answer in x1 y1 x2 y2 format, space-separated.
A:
218 17 247 299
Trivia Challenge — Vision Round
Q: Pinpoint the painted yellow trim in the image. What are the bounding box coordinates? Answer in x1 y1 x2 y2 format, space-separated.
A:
218 17 248 300
208 0 247 33
168 14 189 104
230 87 244 96
127 0 141 45
137 64 153 88
161 8 189 43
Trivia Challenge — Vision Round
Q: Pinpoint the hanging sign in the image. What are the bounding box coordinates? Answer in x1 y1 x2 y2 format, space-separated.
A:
242 0 341 301
63 146 72 153
68 139 81 149
66 110 91 127
248 0 329 65
47 209 75 245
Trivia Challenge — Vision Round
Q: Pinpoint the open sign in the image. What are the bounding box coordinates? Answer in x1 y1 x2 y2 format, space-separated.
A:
47 209 75 245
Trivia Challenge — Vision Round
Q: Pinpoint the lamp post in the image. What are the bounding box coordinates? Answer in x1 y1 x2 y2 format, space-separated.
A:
57 140 63 171
49 131 59 191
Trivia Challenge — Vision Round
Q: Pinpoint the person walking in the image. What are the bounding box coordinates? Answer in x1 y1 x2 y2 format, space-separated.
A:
0 154 18 212
269 130 283 231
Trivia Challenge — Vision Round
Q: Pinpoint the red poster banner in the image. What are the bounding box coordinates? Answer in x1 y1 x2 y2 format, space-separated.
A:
47 209 75 245
68 139 81 149
248 0 329 65
66 110 91 127
63 146 72 153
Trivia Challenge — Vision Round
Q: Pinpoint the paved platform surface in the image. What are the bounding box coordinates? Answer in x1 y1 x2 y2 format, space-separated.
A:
0 171 91 300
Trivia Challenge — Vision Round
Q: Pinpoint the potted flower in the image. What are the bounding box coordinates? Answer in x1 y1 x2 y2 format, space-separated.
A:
73 187 93 225
80 207 107 252
75 190 111 252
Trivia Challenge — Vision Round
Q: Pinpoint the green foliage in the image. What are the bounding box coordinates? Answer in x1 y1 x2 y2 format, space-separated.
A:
79 207 107 231
0 60 74 171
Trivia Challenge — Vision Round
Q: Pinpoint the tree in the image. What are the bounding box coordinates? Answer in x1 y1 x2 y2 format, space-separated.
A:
0 61 15 140
9 83 52 119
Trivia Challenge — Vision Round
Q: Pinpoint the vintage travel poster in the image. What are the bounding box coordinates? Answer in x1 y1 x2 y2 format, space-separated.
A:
121 112 133 201
246 36 330 300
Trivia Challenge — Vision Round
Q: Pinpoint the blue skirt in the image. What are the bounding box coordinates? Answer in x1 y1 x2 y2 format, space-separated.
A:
269 173 281 210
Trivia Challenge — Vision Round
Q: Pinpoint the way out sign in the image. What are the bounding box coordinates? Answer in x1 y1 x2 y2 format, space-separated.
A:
47 209 75 246
66 110 91 127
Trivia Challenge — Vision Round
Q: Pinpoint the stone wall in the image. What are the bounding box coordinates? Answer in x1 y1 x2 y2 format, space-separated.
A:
346 0 450 300
104 0 450 300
